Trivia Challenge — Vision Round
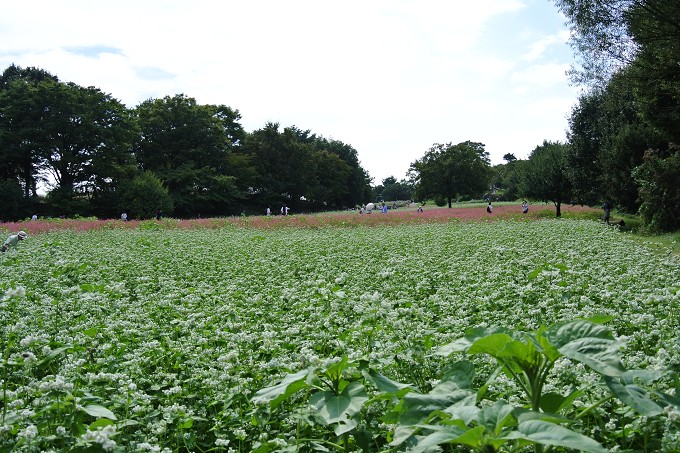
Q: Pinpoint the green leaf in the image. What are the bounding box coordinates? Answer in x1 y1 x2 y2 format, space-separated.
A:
251 369 310 409
605 370 665 416
467 333 514 357
89 418 115 430
441 360 475 390
362 369 413 396
539 390 583 414
399 382 475 425
582 314 615 324
80 404 117 420
478 401 515 435
406 425 482 452
435 327 511 356
442 405 480 425
82 327 98 338
310 381 367 425
547 320 625 376
505 420 608 453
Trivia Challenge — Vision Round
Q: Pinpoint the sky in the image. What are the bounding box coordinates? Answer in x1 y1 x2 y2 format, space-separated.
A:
1 0 580 185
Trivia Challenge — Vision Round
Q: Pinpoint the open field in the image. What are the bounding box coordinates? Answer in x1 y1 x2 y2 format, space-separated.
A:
1 213 678 451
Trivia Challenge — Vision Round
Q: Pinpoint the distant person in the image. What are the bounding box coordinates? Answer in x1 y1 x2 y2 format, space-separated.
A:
603 202 611 224
265 206 271 216
2 231 27 252
486 201 493 213
417 205 424 213
121 212 128 221
31 214 38 221
382 203 388 214
522 200 529 214
155 209 162 221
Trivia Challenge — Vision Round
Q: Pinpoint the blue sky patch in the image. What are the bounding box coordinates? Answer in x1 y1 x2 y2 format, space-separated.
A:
64 45 123 58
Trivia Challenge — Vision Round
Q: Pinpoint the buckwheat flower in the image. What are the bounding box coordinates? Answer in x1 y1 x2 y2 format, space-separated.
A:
56 426 67 436
81 425 116 451
18 424 38 440
215 438 230 447
5 286 26 299
19 335 36 347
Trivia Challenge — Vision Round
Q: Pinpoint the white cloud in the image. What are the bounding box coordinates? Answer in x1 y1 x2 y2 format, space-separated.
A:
521 30 570 62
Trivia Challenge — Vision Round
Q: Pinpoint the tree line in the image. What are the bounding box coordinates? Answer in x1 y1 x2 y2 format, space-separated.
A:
0 65 373 220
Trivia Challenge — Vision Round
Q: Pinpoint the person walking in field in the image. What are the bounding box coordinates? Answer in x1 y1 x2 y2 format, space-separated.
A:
603 201 611 224
486 201 493 213
2 231 27 252
522 200 529 214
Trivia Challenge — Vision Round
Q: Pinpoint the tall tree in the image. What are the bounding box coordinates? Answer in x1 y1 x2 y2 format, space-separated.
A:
567 70 667 212
0 65 60 197
244 123 317 209
134 94 246 217
0 71 136 216
315 137 372 206
520 141 573 217
555 0 680 142
410 141 491 208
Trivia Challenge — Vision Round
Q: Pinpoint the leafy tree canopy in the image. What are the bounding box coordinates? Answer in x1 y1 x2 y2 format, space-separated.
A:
411 141 491 208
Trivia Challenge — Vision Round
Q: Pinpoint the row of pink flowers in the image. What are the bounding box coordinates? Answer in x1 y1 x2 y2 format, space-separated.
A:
0 205 598 235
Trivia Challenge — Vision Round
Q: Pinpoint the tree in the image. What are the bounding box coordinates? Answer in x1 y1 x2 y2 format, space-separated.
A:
308 150 353 208
410 141 491 207
0 179 27 221
633 146 680 232
0 70 137 217
554 0 680 142
316 138 372 206
566 70 667 212
244 123 319 209
134 94 247 217
119 171 174 220
520 141 573 217
491 159 526 201
0 65 60 197
373 176 414 202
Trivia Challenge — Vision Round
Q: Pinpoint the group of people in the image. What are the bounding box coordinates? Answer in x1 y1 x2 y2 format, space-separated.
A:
486 200 529 214
265 205 290 216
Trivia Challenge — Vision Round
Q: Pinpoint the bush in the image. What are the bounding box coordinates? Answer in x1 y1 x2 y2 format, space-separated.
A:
120 172 173 220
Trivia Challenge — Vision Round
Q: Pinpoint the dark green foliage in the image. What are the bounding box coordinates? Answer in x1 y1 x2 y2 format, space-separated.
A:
411 141 492 207
633 147 680 232
0 179 27 221
118 172 174 220
133 95 248 217
556 0 680 229
373 176 414 202
520 141 572 217
243 124 371 210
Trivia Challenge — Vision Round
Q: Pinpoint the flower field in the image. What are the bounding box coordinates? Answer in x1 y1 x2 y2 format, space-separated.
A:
1 217 678 452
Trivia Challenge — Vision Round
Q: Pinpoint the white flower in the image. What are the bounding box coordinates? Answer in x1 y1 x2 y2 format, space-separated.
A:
18 424 38 440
